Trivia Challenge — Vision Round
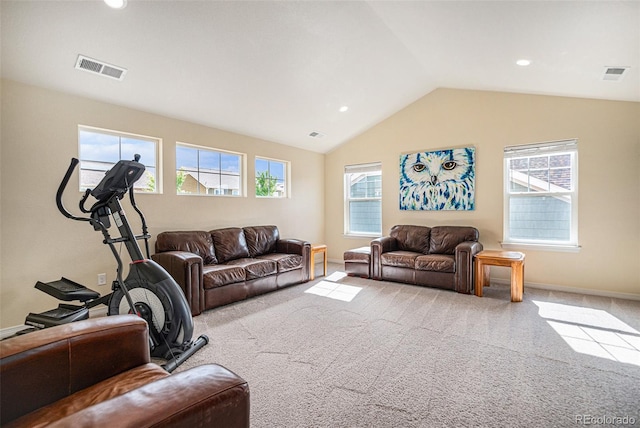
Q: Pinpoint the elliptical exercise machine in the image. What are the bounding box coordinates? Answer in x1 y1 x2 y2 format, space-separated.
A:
23 156 207 372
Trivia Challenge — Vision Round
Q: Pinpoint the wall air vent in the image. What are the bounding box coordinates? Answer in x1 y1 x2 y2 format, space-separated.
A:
602 66 629 82
309 131 326 139
75 55 127 81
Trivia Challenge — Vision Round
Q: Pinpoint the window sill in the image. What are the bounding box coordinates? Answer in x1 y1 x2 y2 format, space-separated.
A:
177 193 243 197
500 241 581 253
344 233 381 239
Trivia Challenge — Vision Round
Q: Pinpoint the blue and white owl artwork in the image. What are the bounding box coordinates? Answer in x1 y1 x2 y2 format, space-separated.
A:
399 147 475 211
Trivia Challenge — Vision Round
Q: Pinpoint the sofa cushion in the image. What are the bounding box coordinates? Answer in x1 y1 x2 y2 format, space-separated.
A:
226 258 277 280
429 226 479 255
389 225 431 254
380 251 419 269
343 247 371 263
257 253 303 273
243 226 279 257
211 228 250 263
202 265 246 289
155 231 217 264
415 254 455 273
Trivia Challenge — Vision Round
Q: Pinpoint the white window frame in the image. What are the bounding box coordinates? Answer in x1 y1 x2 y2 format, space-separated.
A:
344 162 382 237
255 156 290 198
502 139 579 252
176 142 245 197
78 125 161 194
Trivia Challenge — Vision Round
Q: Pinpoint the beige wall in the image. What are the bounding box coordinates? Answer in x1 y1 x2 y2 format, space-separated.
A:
2 81 638 327
325 88 640 298
0 79 325 327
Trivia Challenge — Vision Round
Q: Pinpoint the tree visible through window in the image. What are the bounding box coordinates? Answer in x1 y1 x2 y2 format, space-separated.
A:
344 163 382 235
78 126 159 193
255 157 287 197
176 144 242 196
503 139 578 248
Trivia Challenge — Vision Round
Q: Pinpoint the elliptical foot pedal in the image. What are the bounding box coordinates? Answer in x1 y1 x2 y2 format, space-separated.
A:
25 304 89 329
35 277 100 302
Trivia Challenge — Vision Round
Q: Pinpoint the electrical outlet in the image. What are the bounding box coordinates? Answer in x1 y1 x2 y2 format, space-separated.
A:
97 273 107 286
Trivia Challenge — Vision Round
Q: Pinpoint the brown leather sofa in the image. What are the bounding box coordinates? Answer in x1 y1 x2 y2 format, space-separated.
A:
152 225 310 316
371 225 483 293
0 315 249 428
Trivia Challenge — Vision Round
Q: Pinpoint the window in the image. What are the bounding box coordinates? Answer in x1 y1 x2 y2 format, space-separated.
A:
79 126 160 193
255 157 288 198
176 143 243 196
344 163 382 236
503 139 578 250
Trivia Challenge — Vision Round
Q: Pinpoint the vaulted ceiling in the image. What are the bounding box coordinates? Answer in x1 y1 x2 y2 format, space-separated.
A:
2 1 638 153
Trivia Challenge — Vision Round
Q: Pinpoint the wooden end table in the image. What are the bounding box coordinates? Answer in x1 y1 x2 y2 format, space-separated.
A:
474 250 525 302
310 244 327 280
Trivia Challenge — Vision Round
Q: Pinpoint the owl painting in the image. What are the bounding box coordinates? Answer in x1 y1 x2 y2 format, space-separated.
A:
399 147 475 211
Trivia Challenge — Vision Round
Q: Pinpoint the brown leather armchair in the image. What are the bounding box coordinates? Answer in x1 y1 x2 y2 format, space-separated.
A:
0 315 249 427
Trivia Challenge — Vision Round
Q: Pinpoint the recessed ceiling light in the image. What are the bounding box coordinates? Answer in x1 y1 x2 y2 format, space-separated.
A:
339 106 349 113
104 0 127 9
516 59 531 67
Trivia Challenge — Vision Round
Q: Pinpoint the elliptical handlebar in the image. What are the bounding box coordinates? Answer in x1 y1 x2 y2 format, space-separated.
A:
56 158 92 223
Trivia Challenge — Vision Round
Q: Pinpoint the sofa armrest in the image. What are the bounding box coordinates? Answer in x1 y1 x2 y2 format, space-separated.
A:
152 251 204 316
48 364 250 428
370 236 398 279
371 236 398 254
454 241 484 294
0 315 149 424
276 239 311 280
275 238 308 256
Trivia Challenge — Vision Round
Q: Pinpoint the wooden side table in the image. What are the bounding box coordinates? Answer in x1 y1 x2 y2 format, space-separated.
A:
474 250 525 302
310 244 327 280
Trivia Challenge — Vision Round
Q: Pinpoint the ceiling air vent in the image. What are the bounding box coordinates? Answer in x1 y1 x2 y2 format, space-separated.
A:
75 55 127 81
309 131 326 139
602 66 629 82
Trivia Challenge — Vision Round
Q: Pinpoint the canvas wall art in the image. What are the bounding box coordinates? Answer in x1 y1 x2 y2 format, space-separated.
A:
399 147 475 211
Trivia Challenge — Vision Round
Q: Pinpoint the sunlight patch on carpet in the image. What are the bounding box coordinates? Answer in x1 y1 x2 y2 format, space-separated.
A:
534 300 640 366
325 271 348 282
305 279 362 302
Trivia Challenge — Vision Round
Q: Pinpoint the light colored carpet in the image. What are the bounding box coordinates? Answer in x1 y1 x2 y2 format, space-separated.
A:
177 263 640 427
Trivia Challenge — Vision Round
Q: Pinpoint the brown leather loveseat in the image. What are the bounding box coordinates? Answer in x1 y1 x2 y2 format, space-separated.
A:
0 315 249 427
371 225 483 294
152 225 310 316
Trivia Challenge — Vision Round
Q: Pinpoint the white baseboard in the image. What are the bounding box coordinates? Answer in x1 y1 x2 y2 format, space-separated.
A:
329 259 639 301
0 324 33 340
1 306 110 340
489 278 640 301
